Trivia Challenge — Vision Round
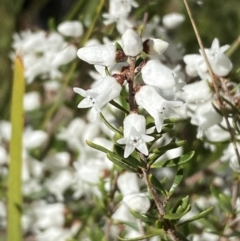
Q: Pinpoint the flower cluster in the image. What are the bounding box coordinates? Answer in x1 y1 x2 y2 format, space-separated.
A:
74 27 184 158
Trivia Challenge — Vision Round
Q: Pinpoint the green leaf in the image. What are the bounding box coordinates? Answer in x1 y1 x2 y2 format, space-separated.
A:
86 140 111 154
172 196 190 214
151 151 195 168
149 174 168 197
113 144 145 168
177 206 214 226
148 139 186 165
164 204 191 220
109 100 129 114
106 152 138 173
118 230 163 241
129 209 157 223
152 139 186 155
168 166 184 196
210 186 232 212
100 113 122 134
8 54 25 241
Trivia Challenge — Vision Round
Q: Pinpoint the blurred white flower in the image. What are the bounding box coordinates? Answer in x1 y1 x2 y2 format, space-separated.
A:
123 192 150 214
23 128 48 149
162 12 185 30
57 20 83 37
24 91 41 111
117 172 140 196
45 170 74 201
52 44 77 67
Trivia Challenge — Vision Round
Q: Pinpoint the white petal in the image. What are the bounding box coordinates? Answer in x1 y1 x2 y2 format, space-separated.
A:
121 29 143 56
57 21 83 37
77 44 116 66
142 59 175 89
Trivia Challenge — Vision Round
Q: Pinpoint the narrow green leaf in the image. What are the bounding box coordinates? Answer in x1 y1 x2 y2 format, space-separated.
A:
149 139 187 165
86 140 111 154
118 230 163 241
168 166 184 196
172 196 190 214
113 144 145 168
109 100 129 114
100 113 122 134
152 140 186 155
106 153 138 173
8 54 25 241
151 151 195 168
164 205 191 220
129 209 157 223
177 206 214 226
149 174 168 197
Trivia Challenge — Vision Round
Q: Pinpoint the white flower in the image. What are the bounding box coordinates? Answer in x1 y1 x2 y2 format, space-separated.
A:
141 59 175 90
117 172 140 196
190 101 223 138
123 193 151 214
203 38 232 77
52 44 77 67
179 80 213 103
24 91 41 111
23 129 48 149
73 76 122 121
77 44 116 66
143 38 169 56
57 21 83 37
135 85 182 132
117 113 154 157
121 29 143 56
162 12 185 30
183 54 203 77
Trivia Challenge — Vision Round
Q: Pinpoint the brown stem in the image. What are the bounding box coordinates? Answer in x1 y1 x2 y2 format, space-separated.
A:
127 57 138 112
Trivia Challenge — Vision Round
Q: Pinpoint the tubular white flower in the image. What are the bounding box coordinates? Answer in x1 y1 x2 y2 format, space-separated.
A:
123 193 151 214
143 38 169 56
117 113 154 158
141 59 175 90
121 29 143 57
203 38 232 77
77 44 116 66
162 12 185 30
57 21 83 37
135 86 182 132
73 76 122 121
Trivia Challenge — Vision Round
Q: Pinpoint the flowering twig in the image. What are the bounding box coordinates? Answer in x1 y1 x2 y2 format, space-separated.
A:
182 0 240 167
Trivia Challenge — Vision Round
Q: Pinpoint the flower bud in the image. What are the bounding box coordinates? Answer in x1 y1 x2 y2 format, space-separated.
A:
52 45 77 67
77 44 116 66
162 12 185 30
143 38 169 56
57 20 83 37
121 29 143 57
